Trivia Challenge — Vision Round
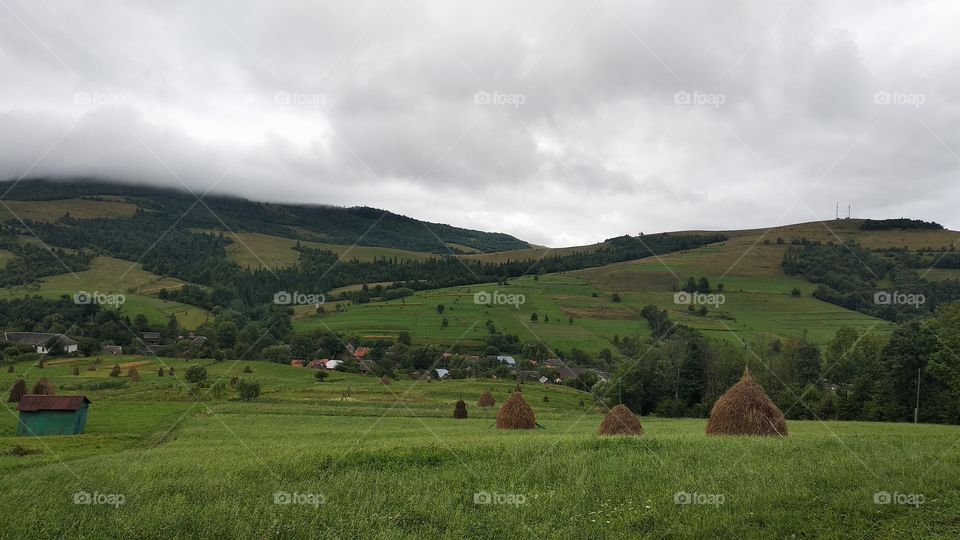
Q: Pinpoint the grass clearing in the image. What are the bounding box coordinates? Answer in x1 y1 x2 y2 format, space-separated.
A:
0 198 137 222
0 358 957 537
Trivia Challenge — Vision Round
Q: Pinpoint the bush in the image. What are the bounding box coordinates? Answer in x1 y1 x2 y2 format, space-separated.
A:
210 380 227 399
314 370 329 382
237 379 261 401
243 366 253 374
185 365 208 384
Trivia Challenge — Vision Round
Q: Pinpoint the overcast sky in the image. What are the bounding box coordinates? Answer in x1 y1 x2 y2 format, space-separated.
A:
1 1 959 246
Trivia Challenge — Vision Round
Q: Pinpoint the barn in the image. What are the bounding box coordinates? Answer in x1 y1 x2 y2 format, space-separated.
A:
16 395 91 436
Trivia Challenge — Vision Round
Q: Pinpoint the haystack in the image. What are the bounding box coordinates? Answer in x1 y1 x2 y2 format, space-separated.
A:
110 364 121 377
72 366 80 375
542 395 549 403
158 367 165 377
87 364 96 371
7 365 14 373
129 368 141 383
32 378 55 396
706 368 787 437
597 404 643 437
477 390 495 408
453 399 468 419
380 376 390 385
8 379 26 402
495 392 536 430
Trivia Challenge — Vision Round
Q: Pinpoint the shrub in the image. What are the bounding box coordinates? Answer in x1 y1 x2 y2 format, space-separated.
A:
314 370 328 382
242 366 253 374
237 379 261 401
185 365 208 384
210 380 227 399
7 365 14 373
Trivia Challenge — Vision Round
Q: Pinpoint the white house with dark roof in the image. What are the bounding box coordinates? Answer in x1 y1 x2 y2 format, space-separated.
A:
3 332 78 354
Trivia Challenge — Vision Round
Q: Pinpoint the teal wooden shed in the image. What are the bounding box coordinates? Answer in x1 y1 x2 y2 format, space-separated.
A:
16 395 91 436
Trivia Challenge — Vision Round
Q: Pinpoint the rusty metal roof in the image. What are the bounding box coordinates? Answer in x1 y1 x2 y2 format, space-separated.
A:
17 395 91 412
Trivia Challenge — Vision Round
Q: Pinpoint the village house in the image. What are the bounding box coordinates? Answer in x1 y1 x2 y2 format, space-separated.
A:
3 332 78 354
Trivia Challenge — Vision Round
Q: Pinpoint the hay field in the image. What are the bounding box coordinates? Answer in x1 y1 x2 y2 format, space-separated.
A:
0 359 957 538
0 198 137 222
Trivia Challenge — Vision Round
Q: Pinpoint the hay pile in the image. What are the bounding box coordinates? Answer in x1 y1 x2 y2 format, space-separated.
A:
8 379 26 402
578 399 584 407
32 378 55 396
7 365 14 373
706 368 787 437
380 376 390 385
110 365 121 377
87 364 96 371
72 366 80 376
597 404 643 437
543 395 549 403
477 390 495 408
453 399 468 419
128 368 141 383
158 367 165 377
495 393 536 430
243 366 253 374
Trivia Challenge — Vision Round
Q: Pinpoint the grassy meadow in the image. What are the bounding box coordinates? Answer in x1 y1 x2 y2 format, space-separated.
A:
1 358 958 538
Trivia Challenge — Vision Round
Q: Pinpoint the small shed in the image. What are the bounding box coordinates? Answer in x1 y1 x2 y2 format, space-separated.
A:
16 395 91 436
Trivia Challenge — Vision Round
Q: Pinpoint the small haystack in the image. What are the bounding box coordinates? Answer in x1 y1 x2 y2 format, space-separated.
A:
542 395 549 403
129 368 141 383
243 366 253 374
706 368 787 437
477 390 496 408
380 376 390 385
7 365 14 373
169 366 175 375
578 399 584 407
597 404 643 437
158 367 165 377
110 365 121 377
32 378 55 396
72 366 80 376
495 392 536 430
87 364 96 372
8 379 26 402
453 399 468 419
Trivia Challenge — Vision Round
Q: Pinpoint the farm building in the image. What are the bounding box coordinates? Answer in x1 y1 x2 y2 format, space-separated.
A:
496 355 516 367
3 332 78 354
434 368 450 379
306 359 327 369
290 359 305 368
16 395 90 436
324 360 342 370
102 345 122 355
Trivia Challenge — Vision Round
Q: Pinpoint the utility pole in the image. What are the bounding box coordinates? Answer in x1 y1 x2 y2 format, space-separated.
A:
915 367 921 424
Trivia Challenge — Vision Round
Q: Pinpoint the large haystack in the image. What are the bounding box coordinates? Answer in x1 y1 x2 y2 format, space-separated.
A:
597 404 643 437
495 392 536 430
706 368 787 437
31 378 55 396
8 379 26 402
453 399 468 419
477 390 495 408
